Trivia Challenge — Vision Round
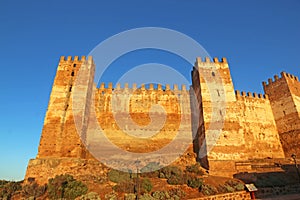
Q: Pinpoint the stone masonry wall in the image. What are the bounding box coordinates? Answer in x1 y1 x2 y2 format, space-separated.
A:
263 72 300 157
26 55 299 185
37 56 91 158
190 191 251 200
92 83 192 153
211 92 284 160
26 56 194 183
192 57 285 172
24 158 108 185
25 56 101 184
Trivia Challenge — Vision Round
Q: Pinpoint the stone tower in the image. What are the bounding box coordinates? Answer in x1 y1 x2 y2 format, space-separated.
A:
263 72 300 157
192 57 285 175
24 56 107 184
37 56 94 158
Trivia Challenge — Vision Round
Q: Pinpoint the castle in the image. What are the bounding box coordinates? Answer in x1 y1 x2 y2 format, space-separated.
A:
25 56 300 184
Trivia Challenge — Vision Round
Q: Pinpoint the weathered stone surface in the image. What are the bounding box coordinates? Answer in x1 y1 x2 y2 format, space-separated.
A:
189 191 251 200
263 72 300 157
25 158 108 185
192 58 285 171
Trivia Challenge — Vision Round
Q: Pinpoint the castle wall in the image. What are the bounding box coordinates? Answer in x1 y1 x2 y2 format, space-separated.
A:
27 55 195 183
263 72 300 157
211 92 284 160
90 83 192 153
192 57 285 171
26 55 299 184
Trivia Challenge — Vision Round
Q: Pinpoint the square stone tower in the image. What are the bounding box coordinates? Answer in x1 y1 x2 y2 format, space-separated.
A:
192 57 285 175
24 56 107 184
263 72 300 157
37 56 94 158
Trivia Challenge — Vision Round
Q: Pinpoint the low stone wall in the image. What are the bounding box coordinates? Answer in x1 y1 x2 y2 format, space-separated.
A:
256 184 300 198
24 157 108 185
189 191 251 200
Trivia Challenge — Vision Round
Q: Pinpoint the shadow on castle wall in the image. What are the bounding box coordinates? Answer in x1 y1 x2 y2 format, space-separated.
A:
234 163 300 197
189 66 210 170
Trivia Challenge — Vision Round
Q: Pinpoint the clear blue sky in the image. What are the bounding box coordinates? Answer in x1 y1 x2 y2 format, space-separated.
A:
0 0 299 181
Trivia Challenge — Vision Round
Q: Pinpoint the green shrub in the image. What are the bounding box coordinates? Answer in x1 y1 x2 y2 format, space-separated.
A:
0 181 22 200
158 172 165 179
201 184 218 196
152 191 169 199
23 182 47 198
0 180 9 188
167 175 184 185
124 193 136 200
113 177 152 194
219 183 236 193
151 189 185 200
141 171 159 179
113 181 135 193
159 166 182 179
171 195 180 200
105 191 118 200
225 180 245 191
141 178 152 193
107 169 131 183
168 188 186 199
63 180 88 199
47 174 87 200
159 166 184 185
226 185 235 192
78 192 101 200
234 183 245 191
187 177 203 188
216 180 245 194
139 193 155 200
140 162 161 178
186 163 205 176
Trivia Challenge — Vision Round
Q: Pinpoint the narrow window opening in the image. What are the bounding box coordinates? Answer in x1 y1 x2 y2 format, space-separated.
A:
69 85 72 92
73 64 77 67
217 90 220 96
283 110 286 116
71 71 75 76
212 72 215 77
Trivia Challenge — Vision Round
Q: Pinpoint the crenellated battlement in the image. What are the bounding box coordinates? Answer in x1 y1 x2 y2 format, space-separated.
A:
59 55 93 62
97 82 189 92
195 57 228 65
235 90 268 100
263 71 299 87
281 71 299 81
